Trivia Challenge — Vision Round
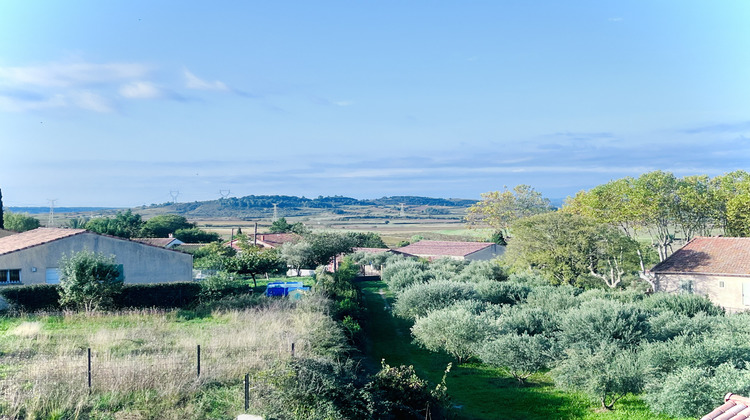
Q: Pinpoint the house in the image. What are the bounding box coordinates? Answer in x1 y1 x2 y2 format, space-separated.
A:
329 247 393 275
131 235 184 249
227 233 300 250
0 228 193 286
701 393 750 419
650 237 750 312
394 240 504 261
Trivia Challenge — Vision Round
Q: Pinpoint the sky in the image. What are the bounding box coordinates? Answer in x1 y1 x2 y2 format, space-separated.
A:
1 1 749 207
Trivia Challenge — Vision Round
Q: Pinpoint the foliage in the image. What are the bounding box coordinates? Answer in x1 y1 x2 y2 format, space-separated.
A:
453 260 507 283
0 188 3 229
506 211 642 287
114 282 202 309
269 217 308 234
305 232 358 267
0 284 61 312
496 305 560 337
345 231 388 248
369 360 450 419
641 292 724 317
173 227 220 243
644 362 750 418
280 241 316 275
477 333 556 384
466 184 553 234
198 272 250 301
381 258 431 292
140 214 193 237
84 210 143 238
559 299 650 350
393 280 476 320
3 211 41 232
58 250 123 312
224 246 286 287
553 342 645 410
411 301 497 363
473 280 530 305
191 242 236 269
489 230 507 245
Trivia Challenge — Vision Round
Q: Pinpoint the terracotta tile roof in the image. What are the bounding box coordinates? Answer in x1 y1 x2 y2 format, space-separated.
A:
702 393 750 420
227 233 301 250
394 240 496 258
651 237 750 276
0 228 87 256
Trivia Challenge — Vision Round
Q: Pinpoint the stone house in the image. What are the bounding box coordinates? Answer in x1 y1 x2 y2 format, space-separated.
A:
650 237 750 312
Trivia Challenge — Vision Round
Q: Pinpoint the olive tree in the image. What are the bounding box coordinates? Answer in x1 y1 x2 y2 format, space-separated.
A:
477 333 556 384
58 250 123 312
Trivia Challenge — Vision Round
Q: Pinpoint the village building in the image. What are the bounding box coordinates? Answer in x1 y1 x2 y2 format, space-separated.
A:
650 236 750 312
0 228 193 286
227 233 301 251
393 240 504 261
131 234 184 249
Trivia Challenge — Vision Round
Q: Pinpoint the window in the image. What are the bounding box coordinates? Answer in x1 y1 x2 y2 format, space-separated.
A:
680 279 694 294
720 281 725 288
0 269 21 284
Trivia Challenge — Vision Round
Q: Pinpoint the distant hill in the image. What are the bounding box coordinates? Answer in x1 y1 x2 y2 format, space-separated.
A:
141 195 478 218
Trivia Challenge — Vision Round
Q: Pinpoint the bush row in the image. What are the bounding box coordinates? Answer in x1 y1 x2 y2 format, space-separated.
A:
0 280 250 312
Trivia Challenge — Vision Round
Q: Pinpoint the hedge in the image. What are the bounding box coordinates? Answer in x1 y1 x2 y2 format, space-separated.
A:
0 284 61 312
114 282 203 309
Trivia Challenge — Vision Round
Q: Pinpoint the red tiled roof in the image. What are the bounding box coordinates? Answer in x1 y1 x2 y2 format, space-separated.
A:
0 228 87 256
256 233 300 248
394 240 495 258
651 237 750 276
702 393 750 420
0 229 17 239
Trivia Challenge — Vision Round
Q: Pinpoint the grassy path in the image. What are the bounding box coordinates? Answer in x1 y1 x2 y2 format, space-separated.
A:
358 279 688 420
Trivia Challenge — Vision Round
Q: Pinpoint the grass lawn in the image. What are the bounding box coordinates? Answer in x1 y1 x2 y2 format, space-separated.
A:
358 280 690 420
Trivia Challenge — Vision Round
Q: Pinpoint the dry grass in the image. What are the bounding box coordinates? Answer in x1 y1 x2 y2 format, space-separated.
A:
0 296 344 419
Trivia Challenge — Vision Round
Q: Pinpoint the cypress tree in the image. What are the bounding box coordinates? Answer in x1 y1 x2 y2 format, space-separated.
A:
0 188 4 229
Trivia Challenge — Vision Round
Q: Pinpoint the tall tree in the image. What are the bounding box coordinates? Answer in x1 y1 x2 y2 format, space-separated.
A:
3 212 41 232
466 185 552 236
225 247 286 287
85 210 143 238
0 188 4 229
140 214 193 237
58 250 123 312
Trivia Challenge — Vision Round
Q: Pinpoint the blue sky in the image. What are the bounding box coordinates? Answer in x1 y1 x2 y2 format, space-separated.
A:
1 1 749 207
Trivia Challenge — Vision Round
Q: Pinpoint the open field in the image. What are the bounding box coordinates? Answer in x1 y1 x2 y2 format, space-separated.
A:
0 297 342 419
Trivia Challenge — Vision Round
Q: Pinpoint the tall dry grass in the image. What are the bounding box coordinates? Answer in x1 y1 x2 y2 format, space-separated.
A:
0 294 345 419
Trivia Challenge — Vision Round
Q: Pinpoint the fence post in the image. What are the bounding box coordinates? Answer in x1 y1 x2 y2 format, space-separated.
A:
291 342 295 358
87 348 92 394
244 373 250 411
197 345 201 378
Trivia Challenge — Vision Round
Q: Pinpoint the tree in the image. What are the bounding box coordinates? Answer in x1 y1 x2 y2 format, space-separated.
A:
411 301 496 363
711 170 750 236
140 214 193 237
466 185 552 235
280 241 315 276
84 210 143 238
173 227 220 243
552 342 644 410
345 231 387 248
477 333 555 384
192 242 236 269
0 188 4 229
269 217 308 234
305 232 358 267
3 212 41 232
225 247 286 287
58 250 123 312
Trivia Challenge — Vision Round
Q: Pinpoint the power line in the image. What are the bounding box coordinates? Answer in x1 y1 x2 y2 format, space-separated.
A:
47 199 57 227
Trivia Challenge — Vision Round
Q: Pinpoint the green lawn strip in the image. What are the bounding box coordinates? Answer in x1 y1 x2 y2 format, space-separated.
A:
359 280 689 420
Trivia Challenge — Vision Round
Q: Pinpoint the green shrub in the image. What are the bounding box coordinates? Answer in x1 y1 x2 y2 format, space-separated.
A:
369 361 449 419
640 333 750 375
524 285 581 312
496 305 560 337
381 259 430 292
393 280 475 321
454 260 507 283
199 272 251 301
411 302 496 363
648 311 719 342
552 342 645 410
473 280 530 305
559 299 650 350
477 333 556 384
641 292 724 317
114 282 202 309
0 284 61 312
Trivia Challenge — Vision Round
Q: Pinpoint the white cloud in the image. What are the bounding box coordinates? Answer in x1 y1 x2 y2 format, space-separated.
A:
333 100 354 107
70 91 113 113
184 69 228 91
119 81 163 99
0 62 151 88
